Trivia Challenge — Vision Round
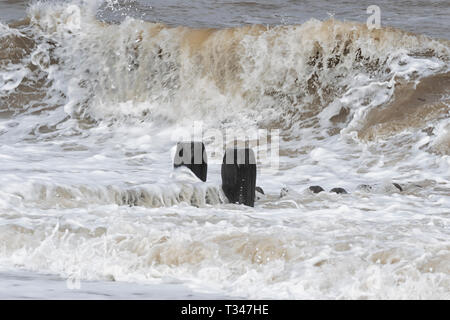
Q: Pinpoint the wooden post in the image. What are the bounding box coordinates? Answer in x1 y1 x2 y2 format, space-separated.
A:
174 142 208 182
221 147 256 207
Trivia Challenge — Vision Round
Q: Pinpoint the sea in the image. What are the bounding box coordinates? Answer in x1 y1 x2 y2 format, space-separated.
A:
0 0 449 299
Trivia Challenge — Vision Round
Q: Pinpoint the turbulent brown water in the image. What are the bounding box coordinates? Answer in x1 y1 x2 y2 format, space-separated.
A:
0 0 449 299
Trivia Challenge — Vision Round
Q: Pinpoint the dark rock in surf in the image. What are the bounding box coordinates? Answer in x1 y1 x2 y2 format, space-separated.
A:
221 148 257 207
174 142 208 182
280 187 289 198
330 188 348 194
393 183 403 192
357 184 373 192
309 186 325 194
255 186 265 201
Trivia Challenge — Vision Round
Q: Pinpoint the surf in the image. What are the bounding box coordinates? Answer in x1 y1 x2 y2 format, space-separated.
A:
0 0 449 300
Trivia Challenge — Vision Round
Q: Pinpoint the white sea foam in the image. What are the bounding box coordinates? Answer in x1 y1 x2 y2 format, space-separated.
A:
0 0 448 299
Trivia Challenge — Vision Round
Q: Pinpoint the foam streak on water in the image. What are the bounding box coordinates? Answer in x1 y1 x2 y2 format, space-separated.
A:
0 0 449 299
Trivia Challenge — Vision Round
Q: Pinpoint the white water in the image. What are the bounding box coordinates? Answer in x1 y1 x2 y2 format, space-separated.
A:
0 0 449 299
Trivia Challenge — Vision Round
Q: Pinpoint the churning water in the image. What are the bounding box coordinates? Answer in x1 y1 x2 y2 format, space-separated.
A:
0 0 449 299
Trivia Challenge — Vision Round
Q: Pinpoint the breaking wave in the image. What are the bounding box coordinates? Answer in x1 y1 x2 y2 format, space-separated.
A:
0 1 448 145
0 0 449 299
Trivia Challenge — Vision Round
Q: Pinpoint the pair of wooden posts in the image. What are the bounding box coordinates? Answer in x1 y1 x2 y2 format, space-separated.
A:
173 142 256 207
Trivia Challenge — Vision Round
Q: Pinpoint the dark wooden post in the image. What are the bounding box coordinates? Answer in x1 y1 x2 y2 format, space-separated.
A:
221 147 256 207
174 142 208 182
